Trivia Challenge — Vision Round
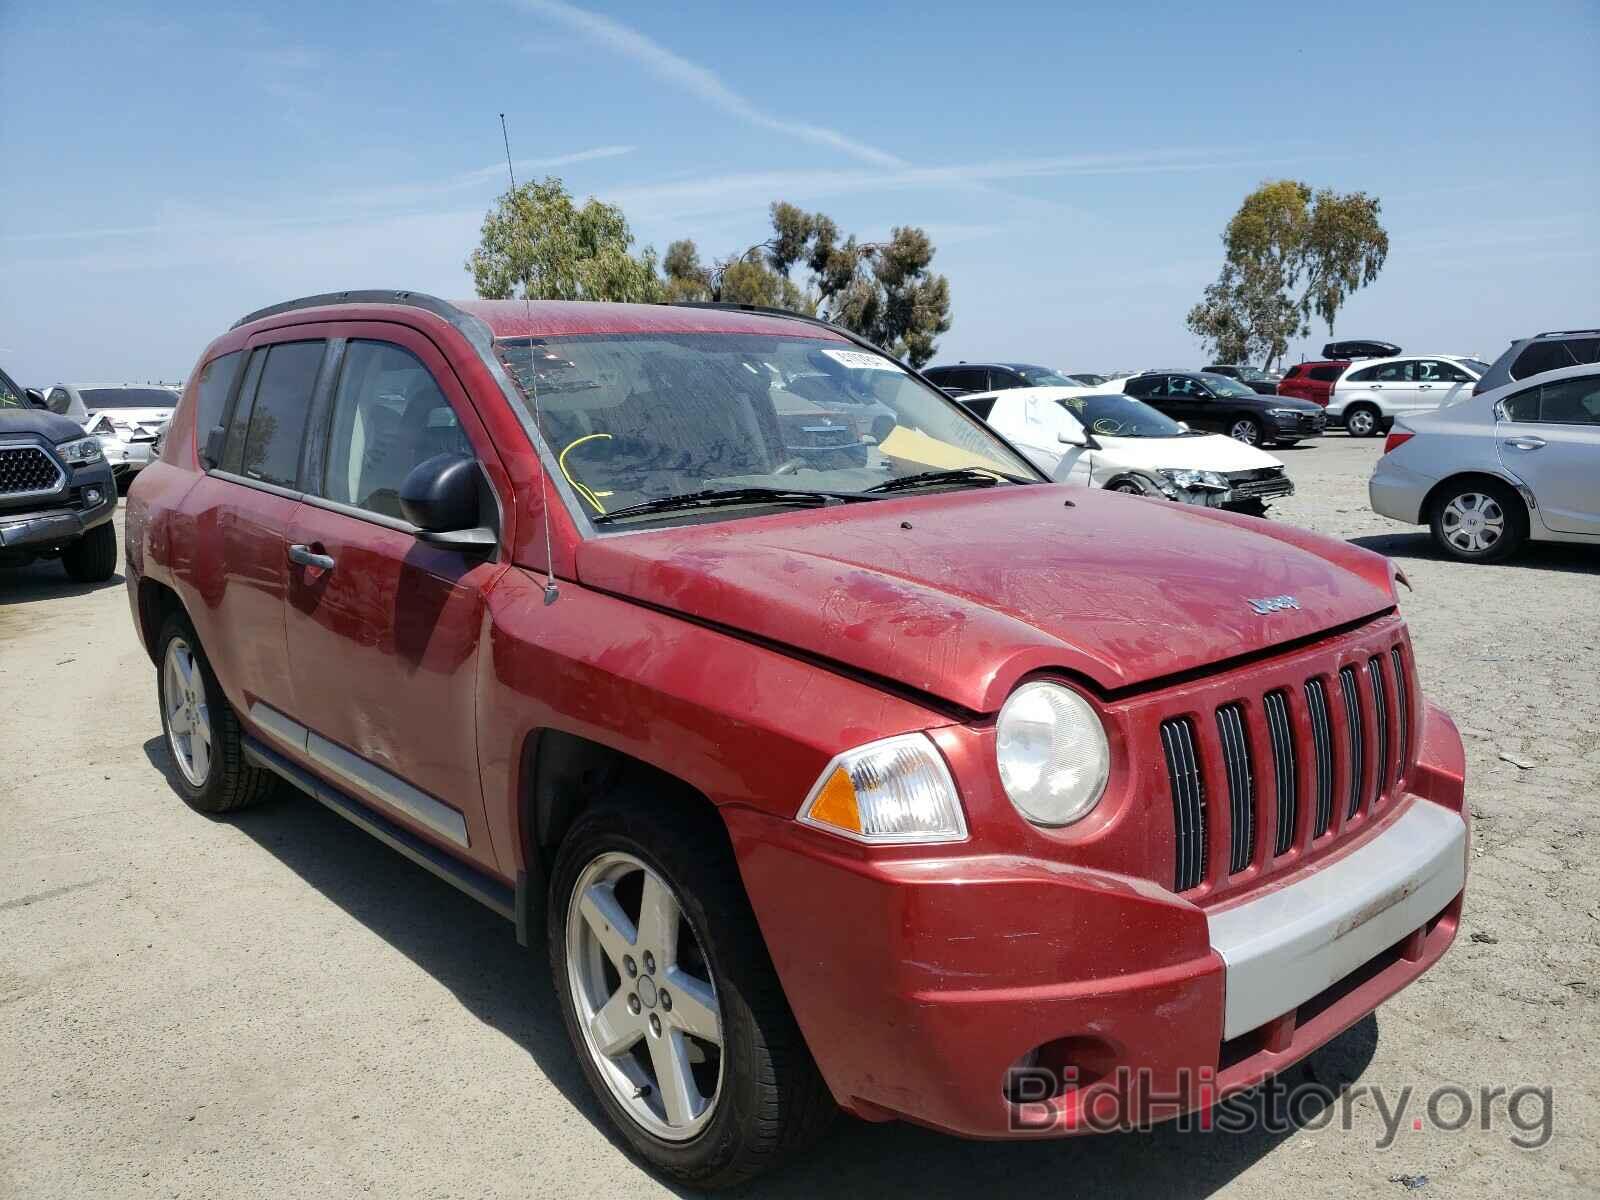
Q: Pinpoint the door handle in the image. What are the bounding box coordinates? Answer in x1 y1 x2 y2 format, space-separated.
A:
288 543 336 570
1417 384 1433 389
1502 436 1546 451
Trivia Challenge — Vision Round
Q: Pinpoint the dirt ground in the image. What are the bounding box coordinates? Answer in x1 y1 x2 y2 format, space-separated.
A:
2 434 1596 1198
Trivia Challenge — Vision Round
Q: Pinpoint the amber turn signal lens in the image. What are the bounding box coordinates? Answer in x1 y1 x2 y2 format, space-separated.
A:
806 768 863 834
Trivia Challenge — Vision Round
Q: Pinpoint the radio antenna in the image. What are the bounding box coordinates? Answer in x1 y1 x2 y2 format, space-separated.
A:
501 112 559 606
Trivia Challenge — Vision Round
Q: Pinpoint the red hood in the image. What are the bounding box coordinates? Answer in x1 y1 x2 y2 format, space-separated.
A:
574 487 1397 712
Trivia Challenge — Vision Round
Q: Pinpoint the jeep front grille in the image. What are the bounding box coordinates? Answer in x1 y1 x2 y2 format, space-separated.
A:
1156 630 1417 895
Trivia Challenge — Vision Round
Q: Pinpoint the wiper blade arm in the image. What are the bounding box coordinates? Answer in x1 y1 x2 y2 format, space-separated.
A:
863 467 1034 494
592 486 877 524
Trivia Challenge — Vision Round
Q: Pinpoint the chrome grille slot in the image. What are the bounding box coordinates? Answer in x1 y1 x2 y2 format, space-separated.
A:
1160 718 1207 892
1391 647 1409 785
1368 656 1391 805
1215 703 1256 873
1263 690 1297 855
1305 678 1335 836
1339 666 1365 819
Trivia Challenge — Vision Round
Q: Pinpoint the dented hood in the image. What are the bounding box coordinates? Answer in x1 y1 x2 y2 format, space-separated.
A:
575 486 1397 712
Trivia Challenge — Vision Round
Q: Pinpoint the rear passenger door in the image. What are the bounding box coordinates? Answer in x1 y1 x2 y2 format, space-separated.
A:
180 337 326 724
281 327 509 869
1496 374 1600 536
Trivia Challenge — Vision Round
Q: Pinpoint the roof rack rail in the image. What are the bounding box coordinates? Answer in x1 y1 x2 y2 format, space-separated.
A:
231 289 461 331
1534 328 1600 337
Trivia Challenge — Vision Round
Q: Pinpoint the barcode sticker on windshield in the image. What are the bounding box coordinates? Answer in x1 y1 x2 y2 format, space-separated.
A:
820 348 900 372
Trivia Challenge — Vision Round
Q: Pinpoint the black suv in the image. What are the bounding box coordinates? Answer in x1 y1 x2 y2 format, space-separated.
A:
0 364 120 581
1473 328 1600 396
1121 371 1325 446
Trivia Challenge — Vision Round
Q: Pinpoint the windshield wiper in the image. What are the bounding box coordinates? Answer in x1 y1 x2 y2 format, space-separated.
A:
863 467 1036 494
592 486 879 525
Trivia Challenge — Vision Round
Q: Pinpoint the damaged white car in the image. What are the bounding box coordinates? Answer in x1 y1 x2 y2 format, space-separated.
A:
961 386 1293 512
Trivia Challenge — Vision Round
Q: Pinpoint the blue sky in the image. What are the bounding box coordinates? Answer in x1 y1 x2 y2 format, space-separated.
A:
2 0 1595 385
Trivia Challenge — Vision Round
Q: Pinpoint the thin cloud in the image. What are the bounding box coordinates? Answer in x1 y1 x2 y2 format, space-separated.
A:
513 0 908 168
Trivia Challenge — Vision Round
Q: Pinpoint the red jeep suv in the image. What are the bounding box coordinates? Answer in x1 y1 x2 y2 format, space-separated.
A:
125 292 1468 1188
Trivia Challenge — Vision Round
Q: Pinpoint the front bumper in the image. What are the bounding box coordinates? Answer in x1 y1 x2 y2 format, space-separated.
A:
0 467 117 551
1266 412 1327 439
730 705 1466 1138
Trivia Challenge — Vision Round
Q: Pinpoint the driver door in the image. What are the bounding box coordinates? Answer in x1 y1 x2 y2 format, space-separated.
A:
282 326 510 870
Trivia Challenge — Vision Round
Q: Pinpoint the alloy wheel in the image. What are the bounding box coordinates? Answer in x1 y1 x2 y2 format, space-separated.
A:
163 637 212 786
1347 409 1376 437
566 851 725 1141
1229 419 1260 445
1440 492 1505 556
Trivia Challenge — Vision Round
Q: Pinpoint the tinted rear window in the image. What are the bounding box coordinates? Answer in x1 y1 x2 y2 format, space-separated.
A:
1309 366 1343 382
194 352 244 456
1512 337 1600 379
240 341 324 488
1282 365 1302 379
82 387 180 409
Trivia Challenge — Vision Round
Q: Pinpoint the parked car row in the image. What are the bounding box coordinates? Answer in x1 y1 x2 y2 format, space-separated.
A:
119 290 1474 1189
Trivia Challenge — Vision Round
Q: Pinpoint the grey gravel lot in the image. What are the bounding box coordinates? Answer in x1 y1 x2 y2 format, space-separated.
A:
2 435 1596 1199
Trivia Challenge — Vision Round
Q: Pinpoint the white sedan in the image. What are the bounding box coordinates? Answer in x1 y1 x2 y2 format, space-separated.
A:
963 386 1293 511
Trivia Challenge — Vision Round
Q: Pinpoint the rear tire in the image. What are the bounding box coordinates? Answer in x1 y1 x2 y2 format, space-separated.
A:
62 521 117 582
1344 404 1381 437
1428 480 1527 563
156 614 275 813
549 799 834 1188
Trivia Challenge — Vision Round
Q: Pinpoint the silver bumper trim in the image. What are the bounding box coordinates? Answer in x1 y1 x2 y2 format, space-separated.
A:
1207 799 1466 1040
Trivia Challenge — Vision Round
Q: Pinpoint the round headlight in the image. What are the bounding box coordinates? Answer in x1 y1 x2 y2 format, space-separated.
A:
996 681 1110 826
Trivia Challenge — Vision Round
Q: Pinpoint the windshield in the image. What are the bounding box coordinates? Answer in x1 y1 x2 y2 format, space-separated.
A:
1010 365 1079 387
1199 374 1260 398
0 368 26 409
82 387 179 410
1059 393 1185 438
1066 372 1107 386
494 333 1040 524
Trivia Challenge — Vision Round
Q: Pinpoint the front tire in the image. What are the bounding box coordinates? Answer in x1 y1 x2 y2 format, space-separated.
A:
1344 404 1381 437
1429 480 1526 563
549 800 833 1189
62 521 117 582
1228 417 1264 446
156 615 275 813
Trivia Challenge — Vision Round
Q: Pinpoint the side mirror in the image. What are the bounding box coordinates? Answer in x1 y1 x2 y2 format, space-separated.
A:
1057 427 1089 447
400 453 496 551
24 388 46 409
1178 421 1190 432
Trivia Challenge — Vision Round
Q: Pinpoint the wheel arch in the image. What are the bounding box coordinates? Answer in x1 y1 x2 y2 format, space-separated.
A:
515 728 735 939
1421 469 1534 526
136 577 187 665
